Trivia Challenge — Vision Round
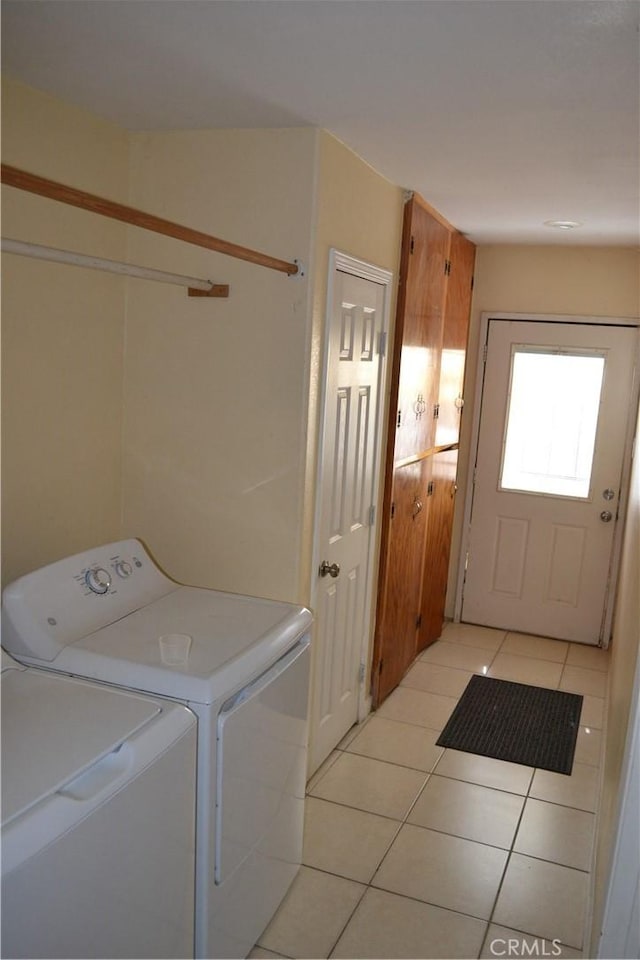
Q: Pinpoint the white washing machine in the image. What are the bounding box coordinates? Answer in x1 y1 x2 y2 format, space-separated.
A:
1 649 197 959
2 539 313 960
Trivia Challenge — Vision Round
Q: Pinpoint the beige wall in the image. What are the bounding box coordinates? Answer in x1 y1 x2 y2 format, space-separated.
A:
1 79 129 585
121 128 403 612
448 244 640 616
0 81 403 619
121 128 317 601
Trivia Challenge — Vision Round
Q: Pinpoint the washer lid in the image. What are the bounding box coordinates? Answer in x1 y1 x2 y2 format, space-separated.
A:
46 587 313 704
1 668 160 824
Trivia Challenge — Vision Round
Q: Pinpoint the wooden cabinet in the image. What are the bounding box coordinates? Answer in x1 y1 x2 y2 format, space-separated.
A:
436 232 476 447
372 194 475 707
418 448 459 651
392 199 449 463
374 461 429 703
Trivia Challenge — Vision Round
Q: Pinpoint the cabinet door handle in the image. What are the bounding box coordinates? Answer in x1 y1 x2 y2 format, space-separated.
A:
412 497 423 518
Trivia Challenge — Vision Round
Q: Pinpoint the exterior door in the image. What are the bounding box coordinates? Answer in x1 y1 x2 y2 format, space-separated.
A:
462 319 638 645
309 252 392 773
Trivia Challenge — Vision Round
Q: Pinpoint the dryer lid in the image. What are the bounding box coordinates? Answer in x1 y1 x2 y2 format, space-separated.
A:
1 649 24 673
49 587 313 704
1 668 160 824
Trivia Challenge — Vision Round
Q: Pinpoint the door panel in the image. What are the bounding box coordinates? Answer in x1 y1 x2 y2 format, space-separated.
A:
393 200 449 462
310 259 391 772
436 233 475 446
374 460 428 703
462 320 637 644
419 448 459 651
395 311 441 459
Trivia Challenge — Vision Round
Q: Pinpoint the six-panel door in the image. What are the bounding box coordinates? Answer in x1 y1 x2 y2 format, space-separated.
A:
462 319 637 644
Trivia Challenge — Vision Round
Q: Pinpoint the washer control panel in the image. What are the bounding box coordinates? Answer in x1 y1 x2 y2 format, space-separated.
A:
2 539 176 661
79 551 144 597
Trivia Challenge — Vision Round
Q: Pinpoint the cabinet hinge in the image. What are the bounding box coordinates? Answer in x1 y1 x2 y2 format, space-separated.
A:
444 259 452 276
416 613 422 629
390 501 396 519
482 343 488 364
471 274 475 291
378 330 387 357
368 504 376 526
358 662 366 684
378 658 384 675
433 403 440 419
427 480 435 496
410 236 415 254
397 409 402 428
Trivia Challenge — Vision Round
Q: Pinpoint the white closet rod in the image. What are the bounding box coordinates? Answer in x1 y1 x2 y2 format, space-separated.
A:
1 238 229 297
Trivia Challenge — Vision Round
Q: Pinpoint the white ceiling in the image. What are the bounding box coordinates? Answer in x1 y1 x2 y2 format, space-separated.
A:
2 0 639 245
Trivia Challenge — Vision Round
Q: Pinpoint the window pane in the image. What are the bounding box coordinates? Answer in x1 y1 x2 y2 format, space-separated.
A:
500 349 605 498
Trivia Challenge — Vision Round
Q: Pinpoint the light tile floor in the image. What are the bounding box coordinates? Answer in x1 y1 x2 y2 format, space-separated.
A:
251 623 610 960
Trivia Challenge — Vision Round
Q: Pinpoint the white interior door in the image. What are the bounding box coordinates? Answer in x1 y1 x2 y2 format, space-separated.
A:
462 319 638 645
309 252 392 773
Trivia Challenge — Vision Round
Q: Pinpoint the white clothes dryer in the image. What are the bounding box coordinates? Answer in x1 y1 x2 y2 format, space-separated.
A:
2 539 313 960
1 649 197 959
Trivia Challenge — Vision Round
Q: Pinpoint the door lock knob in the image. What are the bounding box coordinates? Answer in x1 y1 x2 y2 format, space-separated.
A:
600 510 613 523
319 560 341 578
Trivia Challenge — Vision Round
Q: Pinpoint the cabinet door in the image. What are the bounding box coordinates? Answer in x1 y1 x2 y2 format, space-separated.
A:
418 449 459 651
394 199 450 462
373 460 429 704
436 233 476 447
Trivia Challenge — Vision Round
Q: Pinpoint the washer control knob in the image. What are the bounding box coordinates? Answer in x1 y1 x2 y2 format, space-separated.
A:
114 560 133 579
85 567 112 594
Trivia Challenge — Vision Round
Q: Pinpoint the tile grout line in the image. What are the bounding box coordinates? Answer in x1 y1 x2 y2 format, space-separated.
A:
328 635 503 958
477 763 536 957
326 673 466 959
318 748 435 957
324 762 430 958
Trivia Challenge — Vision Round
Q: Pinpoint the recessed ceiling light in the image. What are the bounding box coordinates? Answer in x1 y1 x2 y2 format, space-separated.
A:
544 219 583 230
